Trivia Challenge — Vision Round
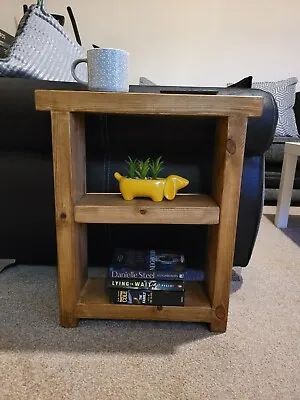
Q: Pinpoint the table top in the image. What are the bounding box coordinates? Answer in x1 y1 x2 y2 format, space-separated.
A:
35 90 263 117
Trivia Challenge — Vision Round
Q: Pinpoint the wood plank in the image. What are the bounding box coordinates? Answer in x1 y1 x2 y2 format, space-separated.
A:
35 90 263 117
74 193 220 225
76 278 212 323
206 116 247 333
51 111 87 328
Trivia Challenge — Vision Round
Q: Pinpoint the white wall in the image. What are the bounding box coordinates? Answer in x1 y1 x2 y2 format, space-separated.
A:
3 0 300 86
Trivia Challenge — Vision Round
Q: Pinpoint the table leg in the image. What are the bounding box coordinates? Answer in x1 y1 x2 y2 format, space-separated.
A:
51 111 87 327
207 116 247 333
275 152 298 228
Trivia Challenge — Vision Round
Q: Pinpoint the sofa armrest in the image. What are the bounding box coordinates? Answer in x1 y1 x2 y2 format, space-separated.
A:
130 85 278 157
217 87 278 157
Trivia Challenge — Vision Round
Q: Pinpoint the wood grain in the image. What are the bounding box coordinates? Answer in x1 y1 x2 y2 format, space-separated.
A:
76 278 212 323
74 193 220 225
35 90 263 117
206 116 248 333
39 90 254 332
51 111 87 327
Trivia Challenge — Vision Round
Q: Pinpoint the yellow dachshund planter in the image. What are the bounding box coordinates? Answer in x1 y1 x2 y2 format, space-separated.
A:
114 172 189 201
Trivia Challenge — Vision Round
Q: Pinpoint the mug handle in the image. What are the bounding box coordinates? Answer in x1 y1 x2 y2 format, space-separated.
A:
71 58 88 85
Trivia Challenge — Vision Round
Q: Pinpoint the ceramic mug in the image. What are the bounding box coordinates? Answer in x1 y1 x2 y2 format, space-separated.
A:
71 48 129 92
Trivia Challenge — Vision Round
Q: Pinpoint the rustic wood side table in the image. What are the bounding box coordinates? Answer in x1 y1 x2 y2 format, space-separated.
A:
35 90 262 333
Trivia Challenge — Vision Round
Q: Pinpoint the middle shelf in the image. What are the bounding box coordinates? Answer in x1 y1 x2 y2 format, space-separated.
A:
74 193 220 225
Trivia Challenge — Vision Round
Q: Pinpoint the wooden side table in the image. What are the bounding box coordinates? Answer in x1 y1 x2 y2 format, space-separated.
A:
275 142 300 228
35 90 262 333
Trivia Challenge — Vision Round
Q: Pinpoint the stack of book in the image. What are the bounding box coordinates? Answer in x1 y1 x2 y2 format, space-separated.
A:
107 248 204 306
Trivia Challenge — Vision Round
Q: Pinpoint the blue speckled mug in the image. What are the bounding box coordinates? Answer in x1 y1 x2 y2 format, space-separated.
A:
71 48 129 92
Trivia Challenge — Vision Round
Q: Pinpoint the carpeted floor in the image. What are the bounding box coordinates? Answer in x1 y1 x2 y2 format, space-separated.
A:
0 207 299 400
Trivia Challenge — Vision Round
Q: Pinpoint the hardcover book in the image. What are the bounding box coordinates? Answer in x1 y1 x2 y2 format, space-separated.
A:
108 288 184 306
109 248 185 280
108 279 184 291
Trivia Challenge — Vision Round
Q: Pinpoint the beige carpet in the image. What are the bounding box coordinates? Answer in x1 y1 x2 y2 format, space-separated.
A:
0 207 299 400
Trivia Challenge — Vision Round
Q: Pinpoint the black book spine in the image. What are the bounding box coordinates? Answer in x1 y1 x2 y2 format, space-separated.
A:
108 278 184 291
108 288 184 306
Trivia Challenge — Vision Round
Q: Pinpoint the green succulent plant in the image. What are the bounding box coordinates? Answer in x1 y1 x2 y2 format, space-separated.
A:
135 158 150 179
125 156 165 179
125 156 137 179
149 156 164 179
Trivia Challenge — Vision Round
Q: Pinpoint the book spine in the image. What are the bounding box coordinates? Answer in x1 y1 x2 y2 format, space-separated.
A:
108 278 184 291
109 268 204 281
109 268 184 281
185 269 205 281
108 289 184 306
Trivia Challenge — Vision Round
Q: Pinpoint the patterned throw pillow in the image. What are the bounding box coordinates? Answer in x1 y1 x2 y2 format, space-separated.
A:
252 77 299 137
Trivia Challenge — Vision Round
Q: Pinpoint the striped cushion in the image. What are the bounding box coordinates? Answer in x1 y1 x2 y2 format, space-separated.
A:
252 77 299 137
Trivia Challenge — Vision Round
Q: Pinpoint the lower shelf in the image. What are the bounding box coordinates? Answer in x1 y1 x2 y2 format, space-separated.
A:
76 278 213 323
